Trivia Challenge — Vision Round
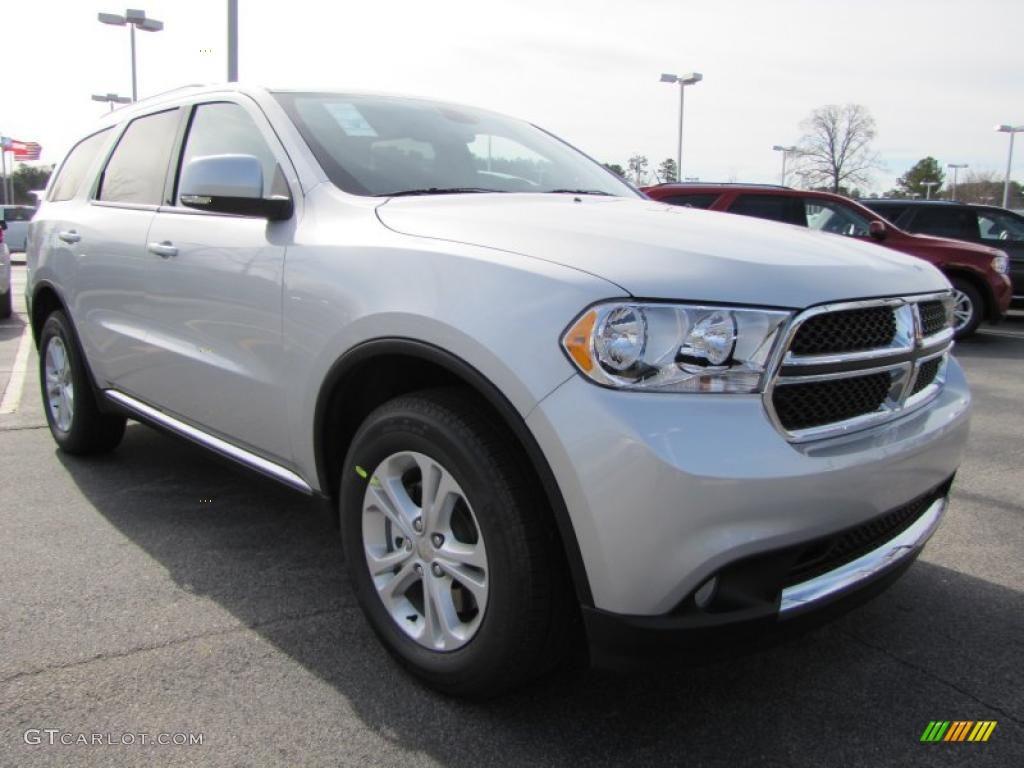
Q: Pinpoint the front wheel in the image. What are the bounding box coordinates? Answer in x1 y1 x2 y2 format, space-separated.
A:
39 311 126 454
950 278 983 339
339 388 572 697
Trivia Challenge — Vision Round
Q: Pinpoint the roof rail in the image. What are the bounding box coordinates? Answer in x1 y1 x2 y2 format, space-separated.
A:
650 181 792 189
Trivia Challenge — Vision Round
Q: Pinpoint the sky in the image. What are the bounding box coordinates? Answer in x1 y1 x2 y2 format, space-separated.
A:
2 0 1022 193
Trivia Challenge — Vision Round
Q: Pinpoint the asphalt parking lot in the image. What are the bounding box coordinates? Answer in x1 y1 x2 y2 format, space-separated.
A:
1 262 1021 767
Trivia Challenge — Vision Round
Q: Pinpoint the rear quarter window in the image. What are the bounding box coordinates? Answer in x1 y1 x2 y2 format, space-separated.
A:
728 194 806 226
658 193 719 209
48 128 113 202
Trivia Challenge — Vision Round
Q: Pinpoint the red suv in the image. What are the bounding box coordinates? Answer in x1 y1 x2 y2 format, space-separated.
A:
642 183 1012 338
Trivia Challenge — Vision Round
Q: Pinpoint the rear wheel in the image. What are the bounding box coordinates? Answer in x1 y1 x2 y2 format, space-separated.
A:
0 288 11 319
950 278 983 339
339 388 572 697
39 311 126 454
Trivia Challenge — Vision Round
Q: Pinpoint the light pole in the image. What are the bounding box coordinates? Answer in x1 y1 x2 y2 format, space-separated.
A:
922 181 939 200
228 0 239 81
660 72 703 180
995 124 1023 209
772 145 797 186
98 9 164 102
946 163 968 201
91 93 133 112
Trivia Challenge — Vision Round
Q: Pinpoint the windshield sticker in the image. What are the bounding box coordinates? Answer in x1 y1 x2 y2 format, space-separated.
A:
324 103 378 137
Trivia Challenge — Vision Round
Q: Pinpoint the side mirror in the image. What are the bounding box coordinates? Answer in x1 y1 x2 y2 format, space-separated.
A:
0 220 6 231
869 220 887 240
179 154 292 220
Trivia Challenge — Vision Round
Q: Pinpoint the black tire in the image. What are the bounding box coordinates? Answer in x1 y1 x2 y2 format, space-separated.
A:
39 310 126 454
0 287 11 319
950 277 983 339
339 388 573 697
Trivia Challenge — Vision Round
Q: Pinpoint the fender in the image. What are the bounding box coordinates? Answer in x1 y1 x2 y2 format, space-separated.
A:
313 337 595 607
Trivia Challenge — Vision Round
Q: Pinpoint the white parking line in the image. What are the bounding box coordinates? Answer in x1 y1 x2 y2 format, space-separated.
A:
978 328 1024 341
0 324 33 414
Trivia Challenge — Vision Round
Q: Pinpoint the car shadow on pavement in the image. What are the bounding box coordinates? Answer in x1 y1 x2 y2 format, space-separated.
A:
55 424 1023 767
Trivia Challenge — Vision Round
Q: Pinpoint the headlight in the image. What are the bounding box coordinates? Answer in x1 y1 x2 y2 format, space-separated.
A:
992 251 1009 275
562 302 792 393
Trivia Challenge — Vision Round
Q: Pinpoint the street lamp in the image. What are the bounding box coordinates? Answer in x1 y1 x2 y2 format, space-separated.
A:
946 163 968 201
98 9 164 102
91 93 133 111
922 181 939 200
995 124 1024 209
772 145 797 186
660 71 703 179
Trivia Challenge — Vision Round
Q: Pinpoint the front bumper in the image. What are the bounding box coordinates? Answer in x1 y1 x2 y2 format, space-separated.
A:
527 356 970 620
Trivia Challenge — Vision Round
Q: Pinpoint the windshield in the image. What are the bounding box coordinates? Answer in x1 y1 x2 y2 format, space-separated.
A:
272 92 638 198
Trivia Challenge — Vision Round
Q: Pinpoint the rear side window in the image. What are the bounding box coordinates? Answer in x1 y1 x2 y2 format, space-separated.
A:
907 207 980 240
48 129 113 202
176 102 281 203
97 109 180 205
729 194 806 226
865 204 908 225
659 193 719 209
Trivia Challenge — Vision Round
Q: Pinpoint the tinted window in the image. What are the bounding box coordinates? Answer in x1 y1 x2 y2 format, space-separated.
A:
177 102 280 202
977 209 1024 242
907 207 980 240
865 203 908 224
729 194 806 226
803 198 870 236
272 92 637 198
49 129 112 202
2 206 34 221
660 193 719 209
97 109 180 205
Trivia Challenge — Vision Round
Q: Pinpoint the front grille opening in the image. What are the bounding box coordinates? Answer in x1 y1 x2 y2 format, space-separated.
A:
783 478 952 587
772 372 891 431
790 306 896 356
910 357 942 396
919 301 950 337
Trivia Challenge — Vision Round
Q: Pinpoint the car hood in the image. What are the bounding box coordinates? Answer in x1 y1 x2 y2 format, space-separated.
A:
907 231 1005 259
376 195 949 307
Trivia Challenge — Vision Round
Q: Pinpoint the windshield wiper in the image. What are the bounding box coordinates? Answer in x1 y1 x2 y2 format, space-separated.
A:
545 189 615 196
375 187 506 197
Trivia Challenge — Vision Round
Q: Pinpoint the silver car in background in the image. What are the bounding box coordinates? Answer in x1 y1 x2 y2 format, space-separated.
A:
26 84 969 696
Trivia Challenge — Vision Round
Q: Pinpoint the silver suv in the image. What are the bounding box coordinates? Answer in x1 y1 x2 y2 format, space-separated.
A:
26 85 970 696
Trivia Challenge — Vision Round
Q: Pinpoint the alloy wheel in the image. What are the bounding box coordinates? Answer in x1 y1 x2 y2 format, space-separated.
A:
44 336 74 433
361 451 488 651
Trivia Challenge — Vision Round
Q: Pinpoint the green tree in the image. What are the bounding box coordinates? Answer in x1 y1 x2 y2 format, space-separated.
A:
657 158 678 183
604 163 626 178
11 164 54 205
896 157 944 199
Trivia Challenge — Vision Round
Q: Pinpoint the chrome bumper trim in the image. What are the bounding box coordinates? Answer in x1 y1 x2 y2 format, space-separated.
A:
104 389 313 494
779 495 947 615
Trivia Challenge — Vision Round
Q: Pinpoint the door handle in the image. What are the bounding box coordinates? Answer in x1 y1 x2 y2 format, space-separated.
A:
148 241 178 258
57 230 81 244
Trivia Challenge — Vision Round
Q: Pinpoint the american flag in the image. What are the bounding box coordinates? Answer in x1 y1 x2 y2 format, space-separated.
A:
8 139 42 161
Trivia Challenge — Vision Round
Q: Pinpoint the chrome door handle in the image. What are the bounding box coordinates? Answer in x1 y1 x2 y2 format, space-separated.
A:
148 241 178 258
57 230 81 244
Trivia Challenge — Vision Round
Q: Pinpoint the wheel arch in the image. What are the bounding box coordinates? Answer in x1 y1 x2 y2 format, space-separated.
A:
314 337 594 606
942 266 997 322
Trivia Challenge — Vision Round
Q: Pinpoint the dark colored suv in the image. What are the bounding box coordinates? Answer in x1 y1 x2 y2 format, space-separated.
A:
862 200 1024 307
643 184 1012 337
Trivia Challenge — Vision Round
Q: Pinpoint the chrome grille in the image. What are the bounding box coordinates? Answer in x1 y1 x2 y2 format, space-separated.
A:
789 305 896 356
764 293 954 442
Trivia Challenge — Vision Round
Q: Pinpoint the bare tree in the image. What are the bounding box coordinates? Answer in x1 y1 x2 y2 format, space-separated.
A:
627 154 650 185
795 104 882 193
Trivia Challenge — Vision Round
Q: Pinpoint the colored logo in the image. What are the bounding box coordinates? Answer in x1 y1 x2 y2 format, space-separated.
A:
921 721 997 742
